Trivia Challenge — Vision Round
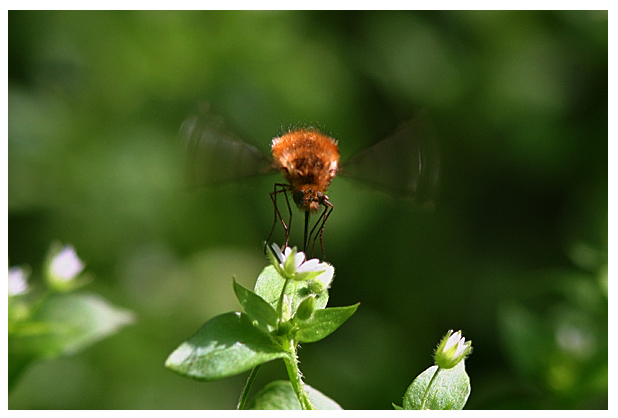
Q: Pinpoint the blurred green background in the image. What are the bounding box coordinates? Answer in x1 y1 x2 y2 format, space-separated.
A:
8 10 607 409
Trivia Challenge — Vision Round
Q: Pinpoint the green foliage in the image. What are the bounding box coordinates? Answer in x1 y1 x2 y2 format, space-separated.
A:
166 248 472 410
295 305 359 343
165 312 289 381
402 362 471 410
247 380 342 410
8 244 134 391
11 293 134 360
254 265 330 316
497 267 607 406
165 252 358 408
233 279 279 333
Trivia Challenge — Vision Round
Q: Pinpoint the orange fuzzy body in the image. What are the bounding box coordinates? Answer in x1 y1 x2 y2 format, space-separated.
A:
271 129 340 212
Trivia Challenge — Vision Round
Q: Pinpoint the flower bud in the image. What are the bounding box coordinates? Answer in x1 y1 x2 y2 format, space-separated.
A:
295 296 316 321
8 266 30 297
434 330 472 369
276 319 293 336
46 244 87 291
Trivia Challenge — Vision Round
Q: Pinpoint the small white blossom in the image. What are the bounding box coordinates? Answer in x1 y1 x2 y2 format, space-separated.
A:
8 267 30 296
445 331 468 356
267 243 333 287
434 330 472 369
311 264 334 292
50 245 84 282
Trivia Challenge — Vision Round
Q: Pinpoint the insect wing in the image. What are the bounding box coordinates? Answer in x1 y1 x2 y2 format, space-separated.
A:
340 114 440 210
181 105 275 187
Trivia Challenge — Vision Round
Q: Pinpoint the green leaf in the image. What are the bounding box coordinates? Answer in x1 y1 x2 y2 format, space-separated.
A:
165 312 288 381
8 292 134 391
295 304 359 343
403 362 471 410
254 265 329 315
9 292 134 360
246 380 343 410
233 279 278 332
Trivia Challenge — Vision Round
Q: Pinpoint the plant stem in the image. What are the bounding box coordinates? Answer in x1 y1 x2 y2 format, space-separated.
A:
236 364 262 410
420 366 442 410
277 278 291 320
283 338 314 410
275 273 313 409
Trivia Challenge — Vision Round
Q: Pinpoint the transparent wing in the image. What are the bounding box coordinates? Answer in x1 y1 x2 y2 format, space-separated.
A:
340 113 440 210
181 104 276 187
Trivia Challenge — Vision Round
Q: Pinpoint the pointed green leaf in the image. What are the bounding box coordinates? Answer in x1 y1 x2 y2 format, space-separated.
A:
9 292 134 391
295 304 359 343
165 312 288 381
233 279 278 332
254 265 329 316
403 361 471 410
247 380 343 410
9 292 134 360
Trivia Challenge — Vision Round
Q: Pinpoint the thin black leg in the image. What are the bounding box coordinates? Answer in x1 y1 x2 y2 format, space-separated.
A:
268 183 292 247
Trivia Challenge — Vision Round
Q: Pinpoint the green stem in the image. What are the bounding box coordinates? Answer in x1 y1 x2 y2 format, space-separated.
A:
275 272 312 409
282 338 314 410
420 366 442 410
277 278 291 320
237 364 262 410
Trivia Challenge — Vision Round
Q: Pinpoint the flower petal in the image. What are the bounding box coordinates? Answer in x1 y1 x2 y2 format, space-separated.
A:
8 266 29 296
271 243 285 264
50 245 85 281
293 252 305 269
297 258 321 273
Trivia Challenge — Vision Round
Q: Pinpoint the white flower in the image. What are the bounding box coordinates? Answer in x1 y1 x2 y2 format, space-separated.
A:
49 245 85 282
434 330 472 369
311 264 334 293
445 331 469 356
8 266 30 296
267 243 334 288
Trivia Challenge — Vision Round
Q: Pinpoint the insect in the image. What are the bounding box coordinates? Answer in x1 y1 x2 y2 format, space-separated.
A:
181 104 439 258
269 128 340 257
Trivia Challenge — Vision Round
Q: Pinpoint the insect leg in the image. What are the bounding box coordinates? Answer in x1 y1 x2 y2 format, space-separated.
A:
303 211 310 253
268 183 293 248
308 198 334 259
